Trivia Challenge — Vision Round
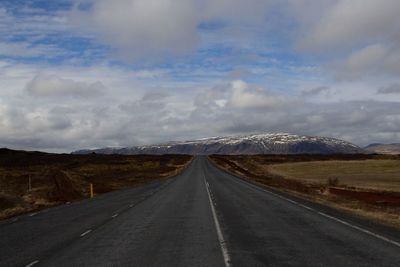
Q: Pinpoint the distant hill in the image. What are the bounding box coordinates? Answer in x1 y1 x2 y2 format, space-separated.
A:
0 148 46 155
73 133 364 155
364 143 400 155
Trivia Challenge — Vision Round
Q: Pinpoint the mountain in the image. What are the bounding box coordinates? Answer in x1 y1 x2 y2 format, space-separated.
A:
73 133 364 155
364 143 400 155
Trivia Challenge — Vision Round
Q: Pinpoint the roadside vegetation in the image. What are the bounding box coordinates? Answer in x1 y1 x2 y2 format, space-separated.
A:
268 160 400 191
210 154 400 228
0 148 192 220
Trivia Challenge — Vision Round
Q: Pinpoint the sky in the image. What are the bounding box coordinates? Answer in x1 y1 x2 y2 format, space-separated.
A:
0 0 400 152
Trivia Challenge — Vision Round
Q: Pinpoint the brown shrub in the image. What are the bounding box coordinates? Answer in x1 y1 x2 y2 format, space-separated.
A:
327 177 340 187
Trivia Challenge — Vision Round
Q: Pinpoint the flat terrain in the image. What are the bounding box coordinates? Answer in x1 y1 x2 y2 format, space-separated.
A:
1 156 399 266
268 160 400 191
210 154 400 228
0 148 192 219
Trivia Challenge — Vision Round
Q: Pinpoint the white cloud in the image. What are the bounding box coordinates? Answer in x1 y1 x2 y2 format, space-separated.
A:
292 0 400 80
228 80 282 109
297 0 400 52
70 0 274 63
1 70 400 151
26 74 106 97
331 44 400 80
71 0 200 62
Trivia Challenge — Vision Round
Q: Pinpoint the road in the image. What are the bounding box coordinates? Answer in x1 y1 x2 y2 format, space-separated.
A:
0 156 399 266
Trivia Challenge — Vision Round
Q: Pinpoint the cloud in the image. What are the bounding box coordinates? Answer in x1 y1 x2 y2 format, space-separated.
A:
70 0 274 63
301 86 331 96
2 1 400 152
141 91 169 102
190 87 400 146
297 0 400 52
0 42 65 58
332 44 400 80
71 0 200 63
26 74 106 97
377 83 400 94
227 80 283 109
1 75 400 151
293 0 400 80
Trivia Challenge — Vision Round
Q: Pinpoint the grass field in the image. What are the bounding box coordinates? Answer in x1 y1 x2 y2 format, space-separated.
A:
210 154 400 228
268 160 400 191
0 148 192 220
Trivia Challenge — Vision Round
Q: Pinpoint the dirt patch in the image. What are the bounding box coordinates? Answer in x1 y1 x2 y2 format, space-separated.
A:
329 188 400 206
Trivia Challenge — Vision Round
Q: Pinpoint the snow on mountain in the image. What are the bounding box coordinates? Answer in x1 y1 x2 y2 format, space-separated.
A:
73 133 364 155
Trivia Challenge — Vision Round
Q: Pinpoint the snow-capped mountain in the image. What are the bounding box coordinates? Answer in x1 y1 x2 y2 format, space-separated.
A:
73 133 364 155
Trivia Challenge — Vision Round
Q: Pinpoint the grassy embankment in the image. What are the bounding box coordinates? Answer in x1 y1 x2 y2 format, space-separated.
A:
0 148 192 220
210 154 400 228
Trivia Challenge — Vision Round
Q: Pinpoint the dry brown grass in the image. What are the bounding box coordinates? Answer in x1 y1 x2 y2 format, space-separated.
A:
210 154 400 229
0 149 192 220
268 160 400 191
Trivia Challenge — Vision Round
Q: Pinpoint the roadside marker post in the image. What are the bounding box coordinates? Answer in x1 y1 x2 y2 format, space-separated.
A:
90 183 94 198
28 174 32 191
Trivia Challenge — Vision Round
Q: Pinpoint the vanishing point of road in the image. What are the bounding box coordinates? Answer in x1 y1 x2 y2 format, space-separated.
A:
1 157 399 266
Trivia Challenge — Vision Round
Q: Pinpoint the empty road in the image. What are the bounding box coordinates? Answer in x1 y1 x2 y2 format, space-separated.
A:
1 156 399 266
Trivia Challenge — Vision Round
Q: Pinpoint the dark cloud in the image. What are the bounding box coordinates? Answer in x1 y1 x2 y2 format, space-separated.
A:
377 83 400 94
301 86 331 96
26 74 106 98
141 91 169 102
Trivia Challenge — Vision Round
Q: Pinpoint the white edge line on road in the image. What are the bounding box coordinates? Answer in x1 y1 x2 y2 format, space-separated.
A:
80 229 92 237
29 212 38 217
112 213 118 218
317 211 400 248
25 260 39 267
204 176 231 267
235 177 400 248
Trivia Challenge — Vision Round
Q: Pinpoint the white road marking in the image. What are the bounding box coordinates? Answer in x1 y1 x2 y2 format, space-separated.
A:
234 176 400 248
25 260 39 267
112 213 118 218
317 211 400 248
80 229 92 237
298 203 316 211
29 212 38 217
204 177 231 267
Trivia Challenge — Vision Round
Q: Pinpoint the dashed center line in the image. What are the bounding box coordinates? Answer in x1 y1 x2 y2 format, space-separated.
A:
25 260 39 267
80 229 92 237
111 213 118 218
29 212 38 217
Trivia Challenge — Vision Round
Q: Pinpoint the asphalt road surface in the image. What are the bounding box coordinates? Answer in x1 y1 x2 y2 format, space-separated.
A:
1 156 399 266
